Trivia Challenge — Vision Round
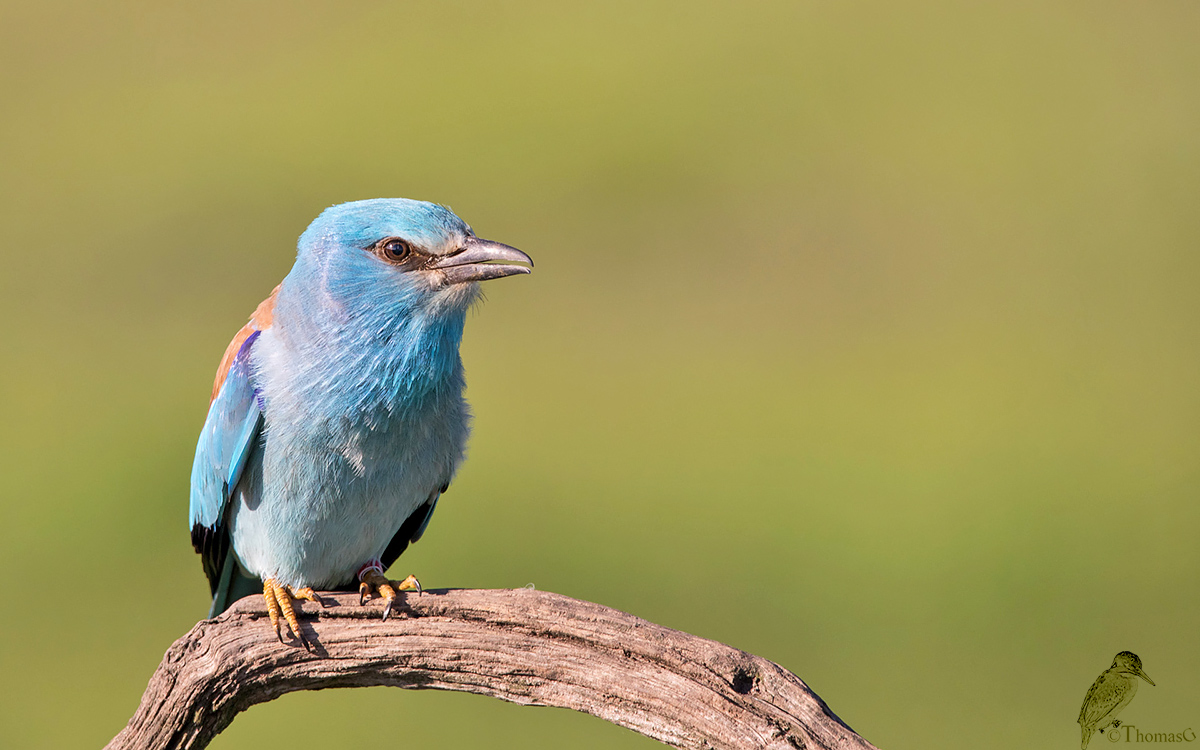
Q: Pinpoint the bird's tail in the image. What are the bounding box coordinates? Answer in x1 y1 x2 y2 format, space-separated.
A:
208 546 262 618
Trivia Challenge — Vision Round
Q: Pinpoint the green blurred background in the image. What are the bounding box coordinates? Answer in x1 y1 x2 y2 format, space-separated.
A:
1 2 1197 748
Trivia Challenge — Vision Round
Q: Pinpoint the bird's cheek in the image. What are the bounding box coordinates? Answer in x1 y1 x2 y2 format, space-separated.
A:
433 280 480 311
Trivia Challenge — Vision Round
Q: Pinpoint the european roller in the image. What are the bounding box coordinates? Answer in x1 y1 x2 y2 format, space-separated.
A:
188 198 532 647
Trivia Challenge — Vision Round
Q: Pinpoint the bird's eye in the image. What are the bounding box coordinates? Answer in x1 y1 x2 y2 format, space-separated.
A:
377 238 413 263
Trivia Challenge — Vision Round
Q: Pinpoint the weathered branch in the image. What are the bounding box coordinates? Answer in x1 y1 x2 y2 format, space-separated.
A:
107 588 879 750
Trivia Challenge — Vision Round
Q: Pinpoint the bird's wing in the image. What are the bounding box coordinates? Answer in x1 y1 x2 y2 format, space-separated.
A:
189 287 278 603
189 330 263 594
379 482 447 572
1079 672 1127 728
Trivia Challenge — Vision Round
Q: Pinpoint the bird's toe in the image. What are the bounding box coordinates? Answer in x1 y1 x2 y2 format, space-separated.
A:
262 578 313 649
357 562 421 620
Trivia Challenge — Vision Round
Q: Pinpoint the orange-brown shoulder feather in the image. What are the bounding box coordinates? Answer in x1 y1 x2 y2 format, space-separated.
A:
210 285 280 404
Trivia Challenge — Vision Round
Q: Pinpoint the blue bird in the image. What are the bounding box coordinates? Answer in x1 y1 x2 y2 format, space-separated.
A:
189 198 532 646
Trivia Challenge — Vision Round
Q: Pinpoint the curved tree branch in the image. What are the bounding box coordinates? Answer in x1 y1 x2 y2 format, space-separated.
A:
106 588 879 750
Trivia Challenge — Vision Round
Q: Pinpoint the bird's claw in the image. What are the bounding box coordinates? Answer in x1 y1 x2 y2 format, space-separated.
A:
263 579 321 650
358 570 421 621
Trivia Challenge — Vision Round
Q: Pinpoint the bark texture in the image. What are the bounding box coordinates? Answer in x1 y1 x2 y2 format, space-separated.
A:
106 588 880 750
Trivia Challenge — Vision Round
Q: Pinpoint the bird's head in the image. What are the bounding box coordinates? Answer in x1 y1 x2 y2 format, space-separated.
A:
1111 652 1155 686
291 198 532 320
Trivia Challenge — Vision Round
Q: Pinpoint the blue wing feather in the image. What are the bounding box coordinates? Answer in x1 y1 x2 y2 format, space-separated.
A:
189 332 263 596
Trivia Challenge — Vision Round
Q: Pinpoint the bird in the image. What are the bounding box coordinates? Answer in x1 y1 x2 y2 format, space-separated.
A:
188 198 532 647
1078 651 1155 748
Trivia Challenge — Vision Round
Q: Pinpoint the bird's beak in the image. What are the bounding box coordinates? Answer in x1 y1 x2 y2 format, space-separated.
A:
433 237 533 284
1136 669 1155 686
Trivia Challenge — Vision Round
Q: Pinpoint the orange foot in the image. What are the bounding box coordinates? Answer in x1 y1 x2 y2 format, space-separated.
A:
357 561 421 621
262 578 324 650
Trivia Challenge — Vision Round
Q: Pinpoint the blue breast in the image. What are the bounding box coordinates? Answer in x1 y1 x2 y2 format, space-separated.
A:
227 273 474 589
